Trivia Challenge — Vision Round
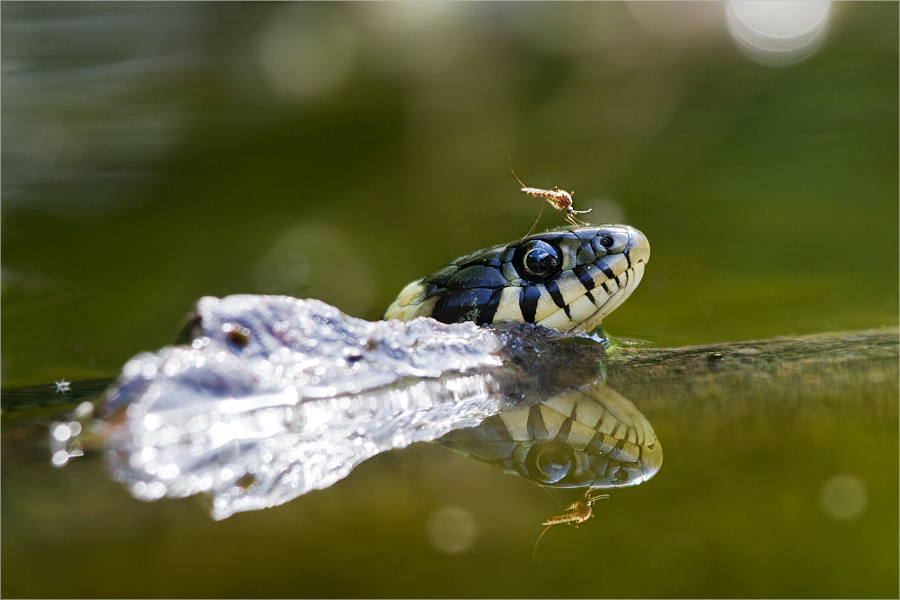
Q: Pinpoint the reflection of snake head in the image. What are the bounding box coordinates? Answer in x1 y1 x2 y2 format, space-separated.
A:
437 380 663 488
385 225 650 334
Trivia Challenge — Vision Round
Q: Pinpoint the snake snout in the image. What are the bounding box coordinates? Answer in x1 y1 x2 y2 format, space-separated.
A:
626 227 651 268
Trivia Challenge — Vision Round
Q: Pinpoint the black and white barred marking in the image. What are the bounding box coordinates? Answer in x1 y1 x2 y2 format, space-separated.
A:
437 380 663 489
384 225 650 335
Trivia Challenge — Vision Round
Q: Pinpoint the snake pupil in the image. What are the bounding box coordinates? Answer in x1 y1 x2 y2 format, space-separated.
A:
513 240 562 282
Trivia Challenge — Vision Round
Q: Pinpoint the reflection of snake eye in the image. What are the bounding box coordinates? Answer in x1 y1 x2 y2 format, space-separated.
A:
613 468 629 482
229 330 249 347
225 324 251 348
514 240 562 282
525 441 574 484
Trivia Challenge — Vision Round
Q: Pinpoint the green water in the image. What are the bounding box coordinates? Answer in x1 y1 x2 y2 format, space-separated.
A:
2 3 897 597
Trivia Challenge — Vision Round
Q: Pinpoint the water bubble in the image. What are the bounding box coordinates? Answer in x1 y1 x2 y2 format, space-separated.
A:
51 423 72 442
51 450 70 467
147 481 168 499
158 463 180 481
73 401 94 420
126 403 145 419
123 360 141 378
163 359 181 376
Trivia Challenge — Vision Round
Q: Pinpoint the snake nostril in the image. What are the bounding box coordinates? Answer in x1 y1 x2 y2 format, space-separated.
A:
599 235 614 248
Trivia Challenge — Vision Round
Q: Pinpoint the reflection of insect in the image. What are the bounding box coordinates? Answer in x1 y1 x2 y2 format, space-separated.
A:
53 379 71 394
510 159 592 237
532 488 609 560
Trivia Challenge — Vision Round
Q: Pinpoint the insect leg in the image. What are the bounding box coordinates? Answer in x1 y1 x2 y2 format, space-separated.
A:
566 209 592 227
584 490 610 505
532 523 554 561
523 203 546 239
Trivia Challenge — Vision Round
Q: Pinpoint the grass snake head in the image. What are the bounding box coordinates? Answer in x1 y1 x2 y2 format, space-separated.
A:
384 225 650 335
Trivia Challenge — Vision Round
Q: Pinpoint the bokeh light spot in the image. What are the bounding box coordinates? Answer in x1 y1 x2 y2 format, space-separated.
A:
252 222 375 318
727 1 831 66
257 6 356 100
820 473 867 521
426 504 478 555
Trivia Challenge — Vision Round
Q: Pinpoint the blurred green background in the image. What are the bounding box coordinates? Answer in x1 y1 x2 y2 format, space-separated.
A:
2 2 897 598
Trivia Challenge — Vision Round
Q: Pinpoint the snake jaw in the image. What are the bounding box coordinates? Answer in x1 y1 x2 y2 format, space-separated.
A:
533 226 650 334
569 258 646 334
383 280 435 323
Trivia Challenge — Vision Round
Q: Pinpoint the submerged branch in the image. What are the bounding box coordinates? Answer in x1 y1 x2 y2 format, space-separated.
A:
603 329 899 412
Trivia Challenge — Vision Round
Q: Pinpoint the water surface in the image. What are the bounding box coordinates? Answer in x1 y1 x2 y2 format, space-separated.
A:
2 3 897 597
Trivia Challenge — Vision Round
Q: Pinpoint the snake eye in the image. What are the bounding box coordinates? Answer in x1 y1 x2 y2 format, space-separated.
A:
599 235 615 248
525 441 574 484
513 240 562 282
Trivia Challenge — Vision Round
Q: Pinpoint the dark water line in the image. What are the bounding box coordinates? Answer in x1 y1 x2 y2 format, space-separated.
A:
1 377 116 412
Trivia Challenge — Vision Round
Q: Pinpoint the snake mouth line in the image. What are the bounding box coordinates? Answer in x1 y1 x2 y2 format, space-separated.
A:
558 260 645 333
